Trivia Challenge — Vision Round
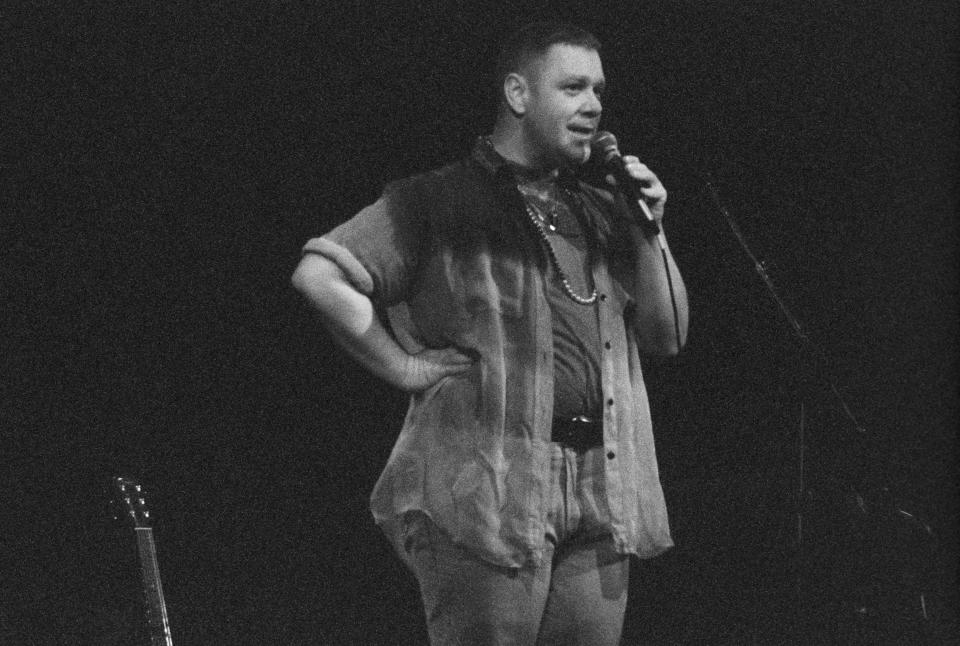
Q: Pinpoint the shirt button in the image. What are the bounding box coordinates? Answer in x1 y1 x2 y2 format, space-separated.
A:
599 293 607 301
607 398 614 406
604 341 612 350
607 451 616 460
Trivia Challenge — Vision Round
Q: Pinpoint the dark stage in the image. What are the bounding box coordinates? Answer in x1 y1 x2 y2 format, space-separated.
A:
4 2 957 644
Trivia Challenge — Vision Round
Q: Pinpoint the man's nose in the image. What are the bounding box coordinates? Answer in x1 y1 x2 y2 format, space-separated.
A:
582 90 602 116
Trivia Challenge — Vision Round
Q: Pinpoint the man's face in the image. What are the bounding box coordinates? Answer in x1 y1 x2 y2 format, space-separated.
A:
521 44 605 169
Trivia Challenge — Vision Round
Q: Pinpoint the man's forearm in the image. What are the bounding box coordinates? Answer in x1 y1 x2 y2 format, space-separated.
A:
630 226 689 356
292 253 475 392
292 253 414 389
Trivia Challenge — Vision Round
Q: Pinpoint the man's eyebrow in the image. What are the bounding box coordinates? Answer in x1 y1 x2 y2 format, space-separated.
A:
560 74 607 89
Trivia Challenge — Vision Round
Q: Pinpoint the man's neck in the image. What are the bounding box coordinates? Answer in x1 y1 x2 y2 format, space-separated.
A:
488 129 560 180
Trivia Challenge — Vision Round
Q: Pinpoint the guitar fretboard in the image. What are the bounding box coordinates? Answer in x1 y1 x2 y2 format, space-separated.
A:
135 527 173 646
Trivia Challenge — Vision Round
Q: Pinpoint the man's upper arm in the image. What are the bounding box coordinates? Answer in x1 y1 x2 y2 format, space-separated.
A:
304 188 425 305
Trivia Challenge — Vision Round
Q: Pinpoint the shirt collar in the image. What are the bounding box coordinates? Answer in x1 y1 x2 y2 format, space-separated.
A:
471 136 580 190
471 135 512 181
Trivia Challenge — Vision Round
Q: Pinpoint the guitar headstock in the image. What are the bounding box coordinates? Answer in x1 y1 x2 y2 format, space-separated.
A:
113 476 153 529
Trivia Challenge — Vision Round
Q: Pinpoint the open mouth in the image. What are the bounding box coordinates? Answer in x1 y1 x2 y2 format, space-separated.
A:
568 125 595 137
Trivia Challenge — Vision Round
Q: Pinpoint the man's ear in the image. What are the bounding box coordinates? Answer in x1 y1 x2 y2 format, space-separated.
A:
503 72 528 116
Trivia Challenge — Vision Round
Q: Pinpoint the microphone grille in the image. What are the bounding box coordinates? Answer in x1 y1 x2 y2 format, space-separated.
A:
591 130 619 161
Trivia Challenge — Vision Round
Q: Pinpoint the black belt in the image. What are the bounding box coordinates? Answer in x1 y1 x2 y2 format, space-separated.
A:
551 414 603 452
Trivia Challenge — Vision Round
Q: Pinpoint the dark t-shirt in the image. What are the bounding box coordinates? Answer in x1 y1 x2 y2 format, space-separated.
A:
515 171 603 419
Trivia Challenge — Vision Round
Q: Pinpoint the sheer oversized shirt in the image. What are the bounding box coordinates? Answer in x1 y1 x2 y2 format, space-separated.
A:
302 139 673 567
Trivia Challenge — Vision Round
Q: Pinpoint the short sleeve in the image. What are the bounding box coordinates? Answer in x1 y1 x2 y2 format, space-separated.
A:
305 186 426 306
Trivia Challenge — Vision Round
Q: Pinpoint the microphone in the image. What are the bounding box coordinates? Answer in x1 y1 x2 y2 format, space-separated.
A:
591 131 661 236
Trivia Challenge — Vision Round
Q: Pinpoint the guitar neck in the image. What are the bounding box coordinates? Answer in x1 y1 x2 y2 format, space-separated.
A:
135 527 173 646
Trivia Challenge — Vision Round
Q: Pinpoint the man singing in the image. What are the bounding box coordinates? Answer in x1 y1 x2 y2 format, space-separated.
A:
292 20 689 646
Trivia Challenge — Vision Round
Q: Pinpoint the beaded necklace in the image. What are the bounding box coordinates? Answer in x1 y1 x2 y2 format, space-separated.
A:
479 136 597 306
518 187 598 306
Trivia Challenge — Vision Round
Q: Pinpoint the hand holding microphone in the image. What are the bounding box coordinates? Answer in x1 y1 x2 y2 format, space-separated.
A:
591 131 666 237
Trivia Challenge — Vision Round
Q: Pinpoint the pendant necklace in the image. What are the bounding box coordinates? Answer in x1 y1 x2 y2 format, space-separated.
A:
518 188 598 306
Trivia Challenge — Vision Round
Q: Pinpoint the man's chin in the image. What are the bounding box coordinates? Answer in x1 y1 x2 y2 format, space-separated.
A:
563 142 592 167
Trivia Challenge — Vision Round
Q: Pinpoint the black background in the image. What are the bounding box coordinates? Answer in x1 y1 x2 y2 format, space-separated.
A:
3 1 957 644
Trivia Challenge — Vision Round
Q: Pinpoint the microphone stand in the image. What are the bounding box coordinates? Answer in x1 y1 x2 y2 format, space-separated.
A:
704 181 865 432
703 180 941 642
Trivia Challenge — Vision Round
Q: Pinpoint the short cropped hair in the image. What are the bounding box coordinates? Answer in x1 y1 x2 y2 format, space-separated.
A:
494 21 602 90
